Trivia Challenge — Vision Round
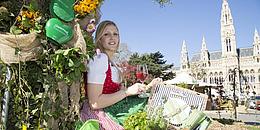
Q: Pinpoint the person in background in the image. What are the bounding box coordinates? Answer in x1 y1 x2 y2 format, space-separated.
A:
81 20 162 130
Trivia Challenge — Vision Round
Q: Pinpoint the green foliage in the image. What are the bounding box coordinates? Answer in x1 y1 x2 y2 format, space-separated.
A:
245 126 260 130
124 111 149 130
0 0 23 32
1 0 49 34
177 82 188 89
77 119 99 130
83 32 96 59
51 48 86 85
124 107 168 130
129 51 175 81
0 6 12 32
147 106 168 130
3 47 86 129
104 96 148 125
6 61 54 129
190 62 207 80
0 61 7 87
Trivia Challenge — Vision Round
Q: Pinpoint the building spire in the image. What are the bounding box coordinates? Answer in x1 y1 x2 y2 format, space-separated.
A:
253 28 260 45
181 40 187 53
200 36 209 64
180 40 189 70
201 36 207 51
253 28 260 56
220 0 237 57
254 28 259 44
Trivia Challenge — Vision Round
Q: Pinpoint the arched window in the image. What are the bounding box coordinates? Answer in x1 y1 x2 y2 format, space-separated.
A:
209 72 213 84
258 69 260 82
239 70 244 84
229 74 233 82
250 75 255 83
226 38 231 52
259 75 260 83
203 73 207 83
228 69 233 82
250 69 255 83
244 70 249 83
219 72 223 84
228 39 231 51
226 40 228 51
225 14 228 23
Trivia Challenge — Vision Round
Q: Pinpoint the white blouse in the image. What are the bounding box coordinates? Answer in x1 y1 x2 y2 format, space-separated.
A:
87 53 121 84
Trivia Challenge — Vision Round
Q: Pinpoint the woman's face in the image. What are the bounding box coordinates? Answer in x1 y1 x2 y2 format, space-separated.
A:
100 25 119 52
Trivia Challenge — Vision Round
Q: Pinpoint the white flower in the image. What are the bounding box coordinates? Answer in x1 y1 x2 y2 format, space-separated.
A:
89 19 96 24
86 23 96 33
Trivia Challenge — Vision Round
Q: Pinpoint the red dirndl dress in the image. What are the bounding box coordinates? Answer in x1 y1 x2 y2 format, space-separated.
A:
81 64 124 130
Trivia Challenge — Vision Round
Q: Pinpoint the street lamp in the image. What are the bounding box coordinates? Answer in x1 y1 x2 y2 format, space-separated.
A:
232 67 240 120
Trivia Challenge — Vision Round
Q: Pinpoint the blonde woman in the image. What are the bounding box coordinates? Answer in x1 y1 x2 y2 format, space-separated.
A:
81 20 162 129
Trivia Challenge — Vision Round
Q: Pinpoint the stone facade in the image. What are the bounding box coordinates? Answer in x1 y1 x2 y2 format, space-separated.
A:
176 0 260 96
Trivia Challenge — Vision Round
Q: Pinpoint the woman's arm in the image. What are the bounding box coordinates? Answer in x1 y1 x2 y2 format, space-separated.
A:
87 83 127 109
87 83 145 109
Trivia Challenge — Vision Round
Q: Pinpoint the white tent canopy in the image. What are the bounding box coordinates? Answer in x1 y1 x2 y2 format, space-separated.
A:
164 72 197 84
198 80 218 87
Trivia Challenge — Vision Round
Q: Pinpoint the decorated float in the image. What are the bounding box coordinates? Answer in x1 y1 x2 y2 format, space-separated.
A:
0 0 212 129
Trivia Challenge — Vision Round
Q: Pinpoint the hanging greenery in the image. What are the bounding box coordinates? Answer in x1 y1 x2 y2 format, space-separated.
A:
0 0 99 129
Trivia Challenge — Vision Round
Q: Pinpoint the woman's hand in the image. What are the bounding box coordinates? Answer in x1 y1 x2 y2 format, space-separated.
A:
146 78 163 90
125 83 146 96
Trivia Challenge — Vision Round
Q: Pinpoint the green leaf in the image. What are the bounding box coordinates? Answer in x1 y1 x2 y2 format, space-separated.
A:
79 63 86 71
55 49 64 54
63 49 70 56
21 18 32 28
30 0 39 11
55 54 60 62
79 119 99 130
75 68 81 75
128 102 144 114
31 108 38 115
68 59 74 67
10 26 22 34
35 93 43 99
75 120 84 130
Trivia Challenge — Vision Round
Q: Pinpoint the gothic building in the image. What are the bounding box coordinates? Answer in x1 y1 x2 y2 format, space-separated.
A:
177 0 260 96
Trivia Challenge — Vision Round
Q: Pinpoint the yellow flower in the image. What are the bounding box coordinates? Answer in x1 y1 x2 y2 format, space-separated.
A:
34 11 40 18
74 0 101 16
16 16 21 21
22 124 27 130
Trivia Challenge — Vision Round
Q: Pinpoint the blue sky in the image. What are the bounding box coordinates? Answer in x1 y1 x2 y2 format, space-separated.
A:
100 0 260 67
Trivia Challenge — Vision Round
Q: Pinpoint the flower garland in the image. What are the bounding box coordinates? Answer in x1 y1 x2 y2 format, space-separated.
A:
15 10 41 32
74 0 100 17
